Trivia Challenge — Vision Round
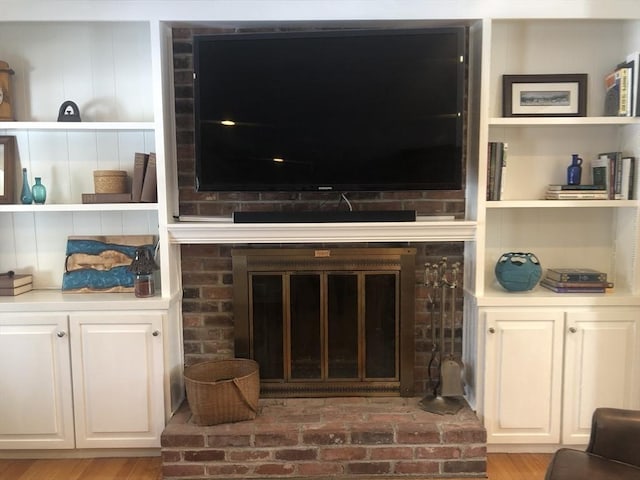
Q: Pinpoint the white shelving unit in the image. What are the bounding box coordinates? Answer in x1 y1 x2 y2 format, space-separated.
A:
465 16 640 450
0 17 183 451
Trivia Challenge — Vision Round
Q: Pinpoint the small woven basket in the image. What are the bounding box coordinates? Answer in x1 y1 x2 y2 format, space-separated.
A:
184 358 260 426
93 170 127 193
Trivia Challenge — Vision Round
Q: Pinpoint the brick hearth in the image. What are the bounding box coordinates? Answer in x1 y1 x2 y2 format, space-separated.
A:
161 397 487 479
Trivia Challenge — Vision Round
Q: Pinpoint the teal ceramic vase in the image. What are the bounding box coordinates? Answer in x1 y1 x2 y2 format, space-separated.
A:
20 168 33 204
32 177 47 204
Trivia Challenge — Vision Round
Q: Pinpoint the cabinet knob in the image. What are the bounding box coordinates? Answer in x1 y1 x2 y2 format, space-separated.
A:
569 327 577 333
488 327 495 334
56 331 66 338
152 330 161 337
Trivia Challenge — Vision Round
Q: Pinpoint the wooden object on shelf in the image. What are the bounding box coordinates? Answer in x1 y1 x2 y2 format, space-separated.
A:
81 193 132 204
140 152 157 203
131 152 149 202
0 61 15 121
0 272 32 288
62 235 156 293
0 283 33 296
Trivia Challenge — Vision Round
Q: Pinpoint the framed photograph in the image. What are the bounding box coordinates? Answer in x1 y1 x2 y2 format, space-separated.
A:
503 74 588 117
0 136 16 204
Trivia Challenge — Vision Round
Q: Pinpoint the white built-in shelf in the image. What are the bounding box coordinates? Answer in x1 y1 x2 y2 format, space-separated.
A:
486 200 639 208
489 116 640 126
477 285 640 307
168 219 477 244
0 203 158 213
0 121 155 131
0 289 170 312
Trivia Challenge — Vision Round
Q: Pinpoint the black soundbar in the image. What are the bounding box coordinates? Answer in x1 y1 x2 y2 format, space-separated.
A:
233 210 417 223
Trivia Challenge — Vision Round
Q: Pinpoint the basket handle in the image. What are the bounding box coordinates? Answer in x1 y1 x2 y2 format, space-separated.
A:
232 378 258 413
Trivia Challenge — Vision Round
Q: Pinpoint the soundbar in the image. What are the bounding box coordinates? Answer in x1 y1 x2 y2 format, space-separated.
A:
233 210 417 223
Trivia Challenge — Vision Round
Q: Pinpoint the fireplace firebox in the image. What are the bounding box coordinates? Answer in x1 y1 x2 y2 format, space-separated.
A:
232 248 416 397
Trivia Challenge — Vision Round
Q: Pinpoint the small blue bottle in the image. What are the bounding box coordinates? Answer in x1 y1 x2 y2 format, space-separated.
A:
567 154 583 185
20 168 33 204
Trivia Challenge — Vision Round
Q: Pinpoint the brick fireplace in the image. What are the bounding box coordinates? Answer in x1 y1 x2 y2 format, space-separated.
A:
167 26 486 479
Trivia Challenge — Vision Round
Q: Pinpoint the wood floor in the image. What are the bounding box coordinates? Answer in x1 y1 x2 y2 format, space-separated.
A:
0 453 551 479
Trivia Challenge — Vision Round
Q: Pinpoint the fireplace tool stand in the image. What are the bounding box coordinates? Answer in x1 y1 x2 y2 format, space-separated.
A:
419 258 468 415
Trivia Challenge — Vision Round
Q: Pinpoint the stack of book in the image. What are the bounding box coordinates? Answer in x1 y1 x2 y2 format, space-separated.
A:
0 272 33 296
545 184 608 200
591 151 635 200
540 268 611 293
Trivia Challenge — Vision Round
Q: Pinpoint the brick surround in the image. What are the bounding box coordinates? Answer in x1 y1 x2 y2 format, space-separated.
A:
162 397 487 479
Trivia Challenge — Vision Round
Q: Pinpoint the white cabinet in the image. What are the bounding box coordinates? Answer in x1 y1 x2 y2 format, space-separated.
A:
70 312 164 449
0 313 74 449
0 311 164 450
481 307 640 446
483 310 564 444
562 309 640 444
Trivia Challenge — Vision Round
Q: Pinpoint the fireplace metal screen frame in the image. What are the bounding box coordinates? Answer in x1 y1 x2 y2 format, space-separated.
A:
232 247 416 397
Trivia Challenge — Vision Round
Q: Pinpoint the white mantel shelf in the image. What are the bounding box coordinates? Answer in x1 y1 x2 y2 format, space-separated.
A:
167 219 477 244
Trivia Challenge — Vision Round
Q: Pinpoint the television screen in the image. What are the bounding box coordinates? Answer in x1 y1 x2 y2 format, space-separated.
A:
193 27 466 192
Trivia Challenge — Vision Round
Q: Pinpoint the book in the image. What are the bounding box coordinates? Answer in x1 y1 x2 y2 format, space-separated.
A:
82 193 132 204
625 51 640 116
487 141 507 201
0 273 32 289
598 151 623 199
547 184 607 191
140 152 157 203
545 268 607 282
131 152 149 202
604 64 633 116
545 191 608 200
540 280 606 293
620 156 635 200
541 277 613 289
0 283 33 296
591 155 612 197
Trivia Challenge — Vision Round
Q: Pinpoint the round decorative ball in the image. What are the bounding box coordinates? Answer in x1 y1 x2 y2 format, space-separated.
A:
495 252 542 292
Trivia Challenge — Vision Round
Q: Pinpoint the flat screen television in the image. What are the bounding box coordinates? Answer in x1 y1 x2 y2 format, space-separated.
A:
193 27 466 192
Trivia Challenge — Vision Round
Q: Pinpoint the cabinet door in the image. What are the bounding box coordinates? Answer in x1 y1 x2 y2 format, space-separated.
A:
69 312 164 448
0 313 74 449
484 309 564 444
563 309 640 444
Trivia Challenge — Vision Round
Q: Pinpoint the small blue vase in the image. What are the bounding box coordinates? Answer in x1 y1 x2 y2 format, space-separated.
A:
567 154 583 185
32 177 47 204
495 252 542 292
20 168 33 204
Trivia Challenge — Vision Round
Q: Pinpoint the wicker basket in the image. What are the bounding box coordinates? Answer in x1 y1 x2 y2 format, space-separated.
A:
184 358 260 426
93 170 127 193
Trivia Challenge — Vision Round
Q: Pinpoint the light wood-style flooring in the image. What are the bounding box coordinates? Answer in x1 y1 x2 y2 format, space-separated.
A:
0 453 551 479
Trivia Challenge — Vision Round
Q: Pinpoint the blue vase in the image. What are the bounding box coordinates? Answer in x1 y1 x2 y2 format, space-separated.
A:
20 168 33 204
32 177 47 204
567 154 583 185
495 252 542 292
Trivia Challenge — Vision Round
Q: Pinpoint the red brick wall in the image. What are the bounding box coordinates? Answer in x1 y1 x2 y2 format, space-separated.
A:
173 27 467 395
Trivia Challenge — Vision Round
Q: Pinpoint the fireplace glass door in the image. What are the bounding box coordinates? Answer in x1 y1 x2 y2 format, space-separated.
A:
233 248 415 397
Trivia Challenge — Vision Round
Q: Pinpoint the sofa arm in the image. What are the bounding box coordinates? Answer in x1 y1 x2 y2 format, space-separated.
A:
587 408 640 468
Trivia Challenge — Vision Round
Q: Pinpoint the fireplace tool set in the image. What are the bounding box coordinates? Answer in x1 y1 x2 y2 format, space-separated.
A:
419 257 467 415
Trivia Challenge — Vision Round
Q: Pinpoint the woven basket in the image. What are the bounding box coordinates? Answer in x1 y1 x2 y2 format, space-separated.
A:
184 358 260 426
93 170 127 193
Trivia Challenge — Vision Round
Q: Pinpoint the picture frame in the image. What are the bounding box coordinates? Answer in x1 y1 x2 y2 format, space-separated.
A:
503 74 588 117
0 136 16 204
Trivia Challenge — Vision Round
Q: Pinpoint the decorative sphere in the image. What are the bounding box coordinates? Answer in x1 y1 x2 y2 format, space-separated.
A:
495 252 542 292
